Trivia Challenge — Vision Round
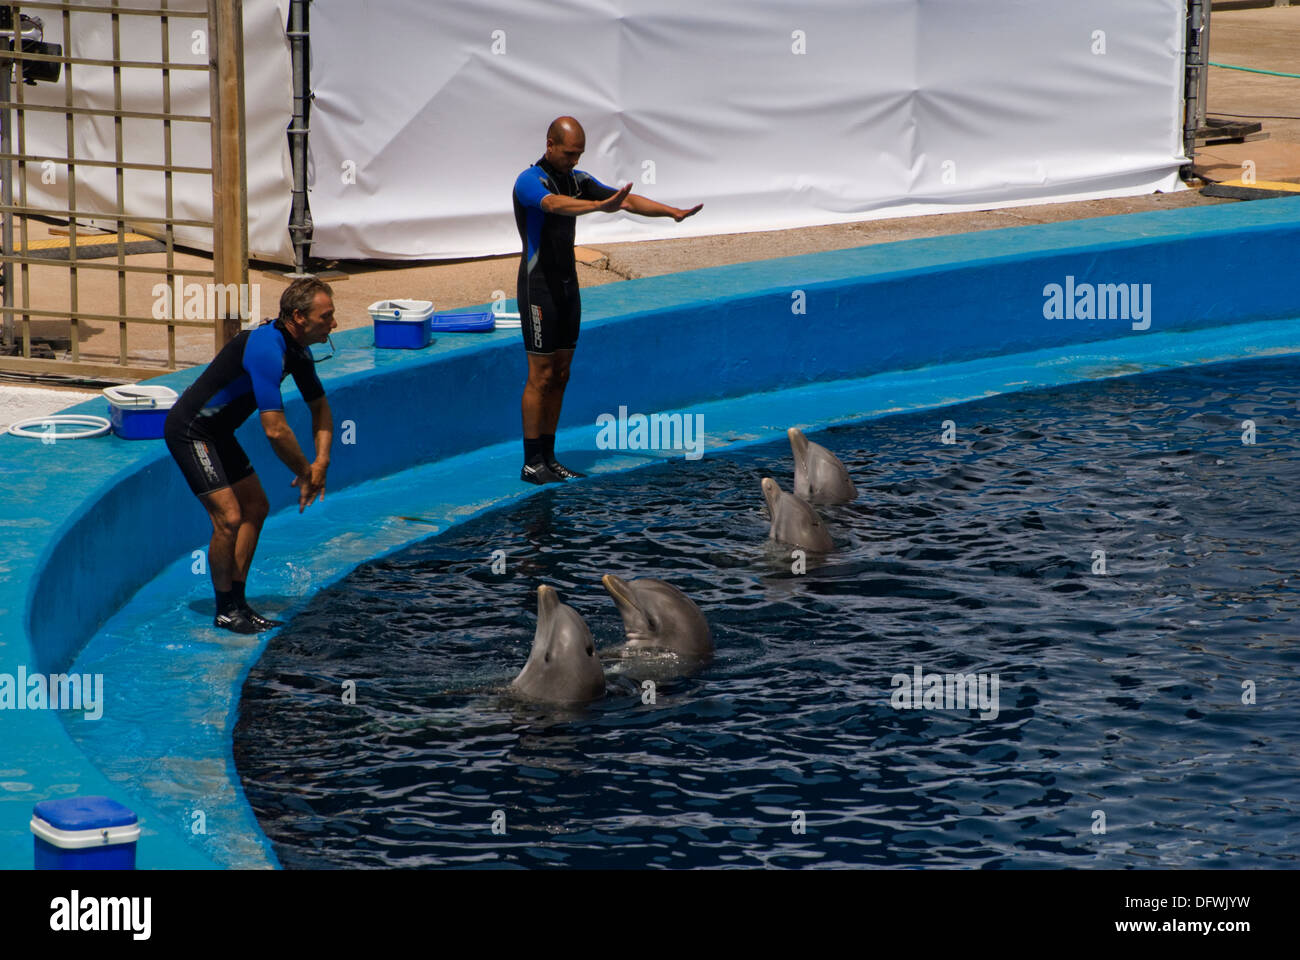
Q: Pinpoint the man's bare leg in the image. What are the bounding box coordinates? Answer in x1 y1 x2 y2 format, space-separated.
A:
198 486 242 593
230 472 270 583
523 353 556 440
521 353 567 483
541 349 584 477
197 485 259 632
229 473 279 627
542 349 573 435
197 474 275 632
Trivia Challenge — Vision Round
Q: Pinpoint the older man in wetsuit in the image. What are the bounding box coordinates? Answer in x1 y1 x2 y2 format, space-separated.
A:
512 116 703 484
164 278 337 633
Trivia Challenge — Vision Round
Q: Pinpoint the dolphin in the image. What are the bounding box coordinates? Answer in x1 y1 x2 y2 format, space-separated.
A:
789 427 857 503
510 585 605 704
601 575 713 659
761 476 834 553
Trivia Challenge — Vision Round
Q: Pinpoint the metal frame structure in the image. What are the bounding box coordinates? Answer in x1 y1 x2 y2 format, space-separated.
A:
286 0 309 278
1184 0 1211 174
0 0 247 381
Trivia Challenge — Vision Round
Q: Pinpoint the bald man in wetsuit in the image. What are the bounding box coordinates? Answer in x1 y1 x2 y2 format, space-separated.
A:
512 116 703 484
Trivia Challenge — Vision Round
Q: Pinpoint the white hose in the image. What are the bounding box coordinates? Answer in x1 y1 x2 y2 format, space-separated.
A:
6 414 112 440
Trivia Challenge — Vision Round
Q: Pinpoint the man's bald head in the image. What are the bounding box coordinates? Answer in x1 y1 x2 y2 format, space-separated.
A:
547 116 584 146
544 116 586 173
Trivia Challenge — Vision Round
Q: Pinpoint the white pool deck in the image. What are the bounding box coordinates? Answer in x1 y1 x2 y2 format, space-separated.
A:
0 386 95 433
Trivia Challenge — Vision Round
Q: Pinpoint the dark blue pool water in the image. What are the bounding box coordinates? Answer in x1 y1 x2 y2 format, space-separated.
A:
234 355 1300 869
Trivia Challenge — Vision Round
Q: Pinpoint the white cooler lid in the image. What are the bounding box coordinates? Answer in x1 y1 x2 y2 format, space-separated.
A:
31 815 142 849
102 384 178 411
368 299 434 321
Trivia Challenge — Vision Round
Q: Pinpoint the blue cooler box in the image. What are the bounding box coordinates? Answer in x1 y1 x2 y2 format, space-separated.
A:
102 385 177 440
430 311 495 333
31 796 140 870
370 299 435 349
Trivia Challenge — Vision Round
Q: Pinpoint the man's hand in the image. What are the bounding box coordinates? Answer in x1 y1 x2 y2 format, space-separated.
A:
672 203 704 222
597 183 633 213
291 459 328 513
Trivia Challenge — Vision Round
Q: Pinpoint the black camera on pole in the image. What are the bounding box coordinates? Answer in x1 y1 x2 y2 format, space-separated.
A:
0 10 62 86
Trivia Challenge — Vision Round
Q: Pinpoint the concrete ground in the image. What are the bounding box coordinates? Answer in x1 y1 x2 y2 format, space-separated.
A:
0 385 91 432
3 4 1299 406
1195 6 1300 183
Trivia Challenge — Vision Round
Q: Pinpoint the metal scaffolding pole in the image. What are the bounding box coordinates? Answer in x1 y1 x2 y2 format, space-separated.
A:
286 0 311 277
1183 0 1211 177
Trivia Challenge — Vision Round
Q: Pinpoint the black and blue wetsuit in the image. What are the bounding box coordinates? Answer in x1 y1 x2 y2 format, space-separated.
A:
164 319 324 496
512 156 618 354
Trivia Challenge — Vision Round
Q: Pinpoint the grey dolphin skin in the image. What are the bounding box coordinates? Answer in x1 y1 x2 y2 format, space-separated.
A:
761 476 834 553
601 575 713 659
789 427 858 503
511 585 606 703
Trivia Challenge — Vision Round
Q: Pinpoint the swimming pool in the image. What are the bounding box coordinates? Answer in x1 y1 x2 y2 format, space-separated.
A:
234 355 1300 868
4 197 1300 868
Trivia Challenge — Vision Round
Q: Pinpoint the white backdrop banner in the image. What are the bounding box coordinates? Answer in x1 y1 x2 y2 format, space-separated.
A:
308 0 1188 261
20 0 294 264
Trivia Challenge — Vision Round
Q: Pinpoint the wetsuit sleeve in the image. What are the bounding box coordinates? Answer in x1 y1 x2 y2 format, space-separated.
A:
289 354 326 404
242 327 289 413
514 169 552 211
575 169 618 202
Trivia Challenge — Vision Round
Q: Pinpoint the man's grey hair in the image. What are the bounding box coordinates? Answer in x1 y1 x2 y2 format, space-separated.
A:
279 277 334 323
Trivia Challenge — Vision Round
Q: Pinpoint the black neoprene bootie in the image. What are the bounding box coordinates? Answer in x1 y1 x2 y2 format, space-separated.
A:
521 461 566 485
214 608 262 635
545 459 586 479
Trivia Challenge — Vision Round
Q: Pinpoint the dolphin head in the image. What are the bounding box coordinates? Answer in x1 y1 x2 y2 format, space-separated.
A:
789 426 857 503
601 574 649 641
761 475 834 553
602 574 713 657
511 585 605 703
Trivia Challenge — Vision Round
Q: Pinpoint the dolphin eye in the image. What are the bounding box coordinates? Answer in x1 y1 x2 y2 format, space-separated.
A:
544 652 551 663
586 645 594 656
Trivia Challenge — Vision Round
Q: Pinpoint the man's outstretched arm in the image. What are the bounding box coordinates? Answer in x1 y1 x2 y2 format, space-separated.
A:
621 194 703 222
541 182 632 216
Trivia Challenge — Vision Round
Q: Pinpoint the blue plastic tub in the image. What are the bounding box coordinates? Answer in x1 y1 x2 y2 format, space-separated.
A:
370 299 435 349
103 385 177 440
430 312 495 333
374 317 433 349
31 796 140 870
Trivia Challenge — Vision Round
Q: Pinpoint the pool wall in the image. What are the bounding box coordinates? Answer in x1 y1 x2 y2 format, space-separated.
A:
3 197 1300 868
